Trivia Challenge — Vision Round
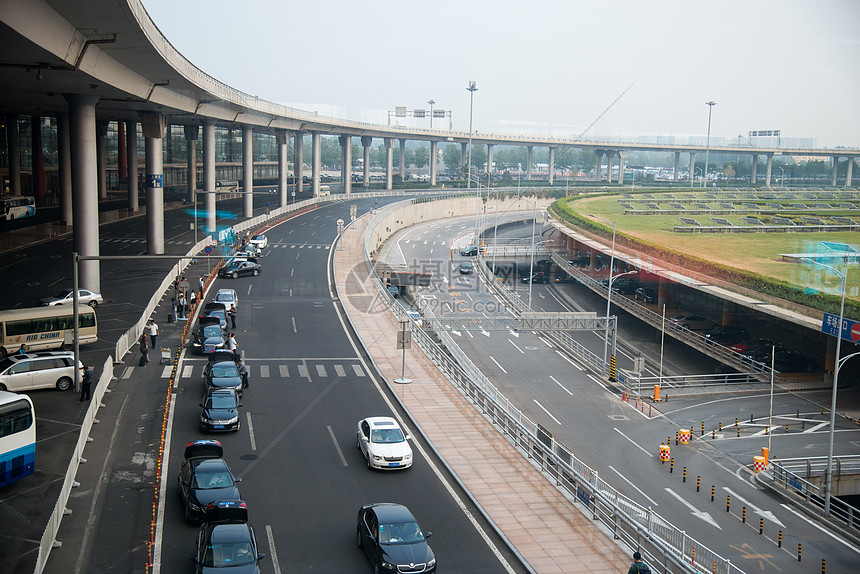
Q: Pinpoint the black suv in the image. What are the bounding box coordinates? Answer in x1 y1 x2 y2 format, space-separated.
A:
703 325 751 346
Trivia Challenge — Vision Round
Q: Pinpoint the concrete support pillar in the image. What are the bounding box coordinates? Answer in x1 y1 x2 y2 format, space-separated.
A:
846 159 854 187
526 146 533 180
184 125 198 204
142 112 165 255
430 141 438 186
126 120 139 213
617 150 627 185
340 135 352 194
242 125 253 218
673 151 681 182
721 300 738 326
606 152 615 184
361 136 372 188
594 150 604 181
689 153 697 185
460 142 468 179
203 121 216 233
765 154 774 187
751 154 758 184
293 131 304 196
6 114 21 196
832 156 839 187
118 121 127 181
56 112 73 225
486 144 494 184
657 277 671 310
64 94 101 291
96 121 108 199
311 132 321 197
400 139 407 180
31 115 45 206
385 138 393 190
277 130 288 207
548 147 555 185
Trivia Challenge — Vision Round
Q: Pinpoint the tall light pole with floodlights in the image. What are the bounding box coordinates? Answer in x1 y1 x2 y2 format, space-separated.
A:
703 101 716 188
802 258 856 517
466 81 477 190
428 99 435 129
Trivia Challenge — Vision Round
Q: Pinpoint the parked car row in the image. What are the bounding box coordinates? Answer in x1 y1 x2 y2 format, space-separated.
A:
219 235 267 279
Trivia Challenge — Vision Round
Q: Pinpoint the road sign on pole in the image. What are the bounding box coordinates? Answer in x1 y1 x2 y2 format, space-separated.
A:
821 313 860 343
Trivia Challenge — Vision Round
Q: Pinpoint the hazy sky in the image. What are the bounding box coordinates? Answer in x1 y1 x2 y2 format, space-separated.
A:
141 0 859 148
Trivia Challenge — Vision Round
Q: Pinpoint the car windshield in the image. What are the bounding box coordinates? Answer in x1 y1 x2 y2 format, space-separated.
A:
211 364 239 378
208 310 227 320
216 293 234 303
370 428 405 443
379 521 424 544
53 290 71 299
202 326 222 338
252 235 264 241
202 541 256 567
192 468 234 489
206 395 238 409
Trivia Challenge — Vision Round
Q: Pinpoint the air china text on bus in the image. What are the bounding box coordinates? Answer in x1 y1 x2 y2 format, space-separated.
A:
0 391 36 488
0 306 98 359
0 196 36 220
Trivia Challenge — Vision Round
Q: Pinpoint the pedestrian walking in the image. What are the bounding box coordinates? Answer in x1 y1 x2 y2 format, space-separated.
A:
237 358 249 389
79 365 94 402
226 332 238 353
178 293 187 319
171 297 178 319
189 290 197 310
199 275 205 292
139 335 150 365
627 552 651 574
228 304 237 330
148 319 159 349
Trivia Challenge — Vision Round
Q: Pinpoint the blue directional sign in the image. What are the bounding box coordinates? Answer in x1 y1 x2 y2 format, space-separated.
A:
821 312 860 344
146 174 163 188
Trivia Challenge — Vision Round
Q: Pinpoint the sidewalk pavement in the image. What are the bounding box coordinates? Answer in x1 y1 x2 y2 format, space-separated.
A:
334 216 630 573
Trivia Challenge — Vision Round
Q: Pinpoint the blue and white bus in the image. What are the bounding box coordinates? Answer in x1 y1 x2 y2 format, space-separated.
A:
0 196 36 220
0 391 35 488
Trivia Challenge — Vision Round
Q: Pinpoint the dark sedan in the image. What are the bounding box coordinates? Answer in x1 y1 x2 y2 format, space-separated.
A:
521 272 547 284
459 246 478 256
702 325 751 346
193 324 226 355
204 352 243 397
357 503 435 574
178 441 242 523
219 260 262 279
193 500 264 573
200 388 242 432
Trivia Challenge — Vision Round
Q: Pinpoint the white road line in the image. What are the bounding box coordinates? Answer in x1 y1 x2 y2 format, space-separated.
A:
260 365 270 378
316 364 327 377
804 422 829 433
780 504 860 555
161 365 172 378
265 525 283 574
548 375 572 395
555 350 582 370
533 399 561 425
247 412 257 451
508 339 524 354
151 394 177 574
327 425 348 466
247 284 253 295
613 427 653 457
587 373 607 391
290 268 294 277
488 356 508 373
291 317 297 333
664 488 722 529
298 364 309 379
279 365 289 378
722 487 785 527
538 336 554 348
352 364 365 377
182 365 193 380
608 465 660 507
334 364 346 377
121 367 133 379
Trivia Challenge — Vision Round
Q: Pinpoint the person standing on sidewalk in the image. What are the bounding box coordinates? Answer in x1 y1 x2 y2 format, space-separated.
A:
178 293 187 319
199 275 205 292
79 365 94 402
148 319 159 349
228 305 237 330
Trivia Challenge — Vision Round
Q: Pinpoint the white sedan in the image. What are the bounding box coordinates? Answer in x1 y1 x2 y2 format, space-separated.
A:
40 289 103 308
248 234 268 249
357 417 413 470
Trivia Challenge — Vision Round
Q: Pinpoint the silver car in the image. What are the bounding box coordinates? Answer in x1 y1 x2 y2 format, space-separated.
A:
40 289 103 308
214 288 239 311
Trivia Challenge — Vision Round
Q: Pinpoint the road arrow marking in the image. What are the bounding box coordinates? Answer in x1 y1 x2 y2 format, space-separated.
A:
723 487 785 527
664 489 722 529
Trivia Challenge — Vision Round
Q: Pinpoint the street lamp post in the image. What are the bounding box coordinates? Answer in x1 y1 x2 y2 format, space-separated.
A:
428 99 435 129
466 81 477 190
694 167 702 186
778 167 785 187
703 101 716 188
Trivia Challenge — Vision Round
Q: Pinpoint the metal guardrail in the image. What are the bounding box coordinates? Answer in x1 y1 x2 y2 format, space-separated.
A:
362 198 746 574
766 457 859 533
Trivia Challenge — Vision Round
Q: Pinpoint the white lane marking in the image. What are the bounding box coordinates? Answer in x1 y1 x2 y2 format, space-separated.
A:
327 425 348 466
334 364 346 377
608 465 660 507
548 375 572 395
121 367 133 379
587 373 608 391
260 365 270 378
352 364 365 377
152 395 177 574
508 339 524 354
298 364 310 380
533 400 561 425
161 365 172 378
265 524 283 574
247 412 257 451
290 268 294 277
804 422 829 433
555 350 582 370
182 365 193 379
247 284 253 295
279 365 289 378
489 356 508 374
292 317 297 333
316 364 327 377
538 336 554 348
613 427 653 457
664 488 722 529
780 504 860 554
722 487 785 527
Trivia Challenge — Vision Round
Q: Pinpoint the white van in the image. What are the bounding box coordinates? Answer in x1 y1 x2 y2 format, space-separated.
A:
318 185 331 197
0 351 83 392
